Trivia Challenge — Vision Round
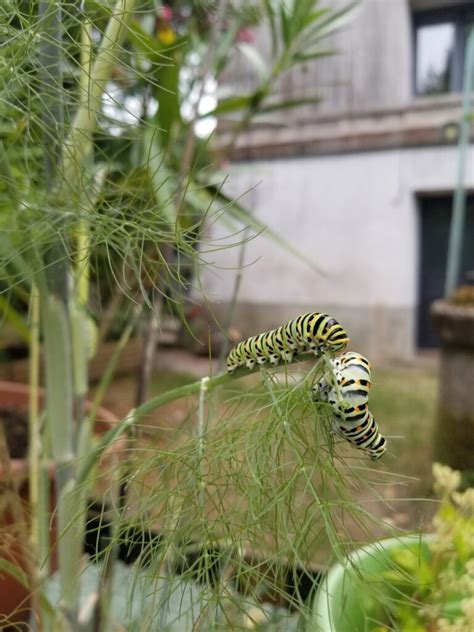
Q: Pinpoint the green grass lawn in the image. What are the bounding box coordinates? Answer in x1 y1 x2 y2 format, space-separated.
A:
370 365 438 492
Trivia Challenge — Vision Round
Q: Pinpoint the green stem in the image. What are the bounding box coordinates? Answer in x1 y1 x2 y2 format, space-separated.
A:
41 292 78 622
76 18 95 306
224 46 293 156
76 370 226 487
28 285 43 624
38 0 63 189
197 376 210 511
61 0 137 188
0 140 19 207
78 303 141 462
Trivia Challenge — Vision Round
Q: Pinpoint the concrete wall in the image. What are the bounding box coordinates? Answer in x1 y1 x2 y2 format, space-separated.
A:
226 0 472 124
243 0 413 121
199 145 474 361
203 0 473 361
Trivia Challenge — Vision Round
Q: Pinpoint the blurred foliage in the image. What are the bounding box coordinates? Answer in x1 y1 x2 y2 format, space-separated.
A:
371 463 474 632
449 284 474 306
0 0 356 344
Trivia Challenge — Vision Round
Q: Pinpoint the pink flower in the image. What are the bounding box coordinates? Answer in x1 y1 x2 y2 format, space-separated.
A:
236 27 255 43
160 5 173 22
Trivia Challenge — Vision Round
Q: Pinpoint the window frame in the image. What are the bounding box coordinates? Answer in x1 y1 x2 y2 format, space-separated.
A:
412 5 474 97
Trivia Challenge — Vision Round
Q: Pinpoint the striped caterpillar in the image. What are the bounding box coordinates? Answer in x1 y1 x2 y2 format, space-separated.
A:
312 352 387 460
226 312 349 373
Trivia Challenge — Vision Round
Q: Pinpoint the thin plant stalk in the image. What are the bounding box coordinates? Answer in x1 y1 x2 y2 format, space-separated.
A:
76 15 94 307
135 293 163 407
78 302 142 462
27 284 46 627
61 0 137 187
197 376 210 511
37 0 80 625
176 0 229 208
41 294 78 623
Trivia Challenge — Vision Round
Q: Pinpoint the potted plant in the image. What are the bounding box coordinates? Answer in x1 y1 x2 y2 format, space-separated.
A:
311 462 474 632
431 286 474 472
0 1 374 630
0 381 121 625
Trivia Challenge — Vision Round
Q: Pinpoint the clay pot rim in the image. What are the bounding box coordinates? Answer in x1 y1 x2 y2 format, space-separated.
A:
0 380 121 481
431 299 474 317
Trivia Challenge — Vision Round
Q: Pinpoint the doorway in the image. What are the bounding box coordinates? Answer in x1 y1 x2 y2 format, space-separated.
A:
417 194 474 348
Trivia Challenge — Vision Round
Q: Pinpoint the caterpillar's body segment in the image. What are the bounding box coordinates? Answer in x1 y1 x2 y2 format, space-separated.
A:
335 405 387 461
314 352 372 408
226 313 349 373
312 351 387 460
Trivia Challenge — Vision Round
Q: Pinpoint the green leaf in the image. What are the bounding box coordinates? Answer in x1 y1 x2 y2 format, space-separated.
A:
292 50 336 64
293 3 329 37
0 558 30 588
257 96 322 114
214 18 243 75
301 2 359 42
127 20 173 62
127 21 183 147
299 9 332 33
441 598 464 619
151 54 182 148
184 183 239 234
142 130 177 229
279 3 291 47
236 42 269 82
263 0 279 57
202 95 255 118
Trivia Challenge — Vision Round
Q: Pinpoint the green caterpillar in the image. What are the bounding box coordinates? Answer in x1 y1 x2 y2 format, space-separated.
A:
226 312 349 373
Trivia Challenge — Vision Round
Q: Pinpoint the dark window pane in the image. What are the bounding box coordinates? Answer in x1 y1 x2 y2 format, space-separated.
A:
416 23 455 95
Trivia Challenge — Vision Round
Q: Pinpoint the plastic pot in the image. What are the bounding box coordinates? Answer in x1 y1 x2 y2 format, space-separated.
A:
310 535 431 632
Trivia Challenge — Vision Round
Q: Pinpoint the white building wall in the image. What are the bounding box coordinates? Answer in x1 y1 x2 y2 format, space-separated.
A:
200 146 474 360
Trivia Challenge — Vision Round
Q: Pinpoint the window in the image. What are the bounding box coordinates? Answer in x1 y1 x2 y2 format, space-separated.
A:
414 5 474 96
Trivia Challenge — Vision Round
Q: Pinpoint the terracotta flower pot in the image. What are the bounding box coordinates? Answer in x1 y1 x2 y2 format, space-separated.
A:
0 381 121 626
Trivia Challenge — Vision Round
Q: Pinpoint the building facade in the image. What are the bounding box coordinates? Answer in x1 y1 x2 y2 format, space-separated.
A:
201 0 474 361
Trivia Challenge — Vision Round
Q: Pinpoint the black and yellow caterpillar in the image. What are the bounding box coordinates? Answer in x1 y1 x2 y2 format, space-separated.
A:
226 312 349 373
312 352 387 460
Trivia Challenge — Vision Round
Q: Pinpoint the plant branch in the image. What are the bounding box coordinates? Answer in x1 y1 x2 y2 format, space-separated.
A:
76 350 331 487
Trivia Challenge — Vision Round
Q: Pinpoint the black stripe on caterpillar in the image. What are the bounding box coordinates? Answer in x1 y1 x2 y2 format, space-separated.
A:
312 352 387 460
226 313 349 373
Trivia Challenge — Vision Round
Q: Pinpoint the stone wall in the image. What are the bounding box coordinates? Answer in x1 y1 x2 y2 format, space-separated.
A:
198 145 474 361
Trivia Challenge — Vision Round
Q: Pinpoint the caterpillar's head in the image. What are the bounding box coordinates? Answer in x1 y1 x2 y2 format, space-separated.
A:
323 318 350 351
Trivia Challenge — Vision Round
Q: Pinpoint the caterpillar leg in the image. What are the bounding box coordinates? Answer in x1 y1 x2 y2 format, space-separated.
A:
312 378 331 402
